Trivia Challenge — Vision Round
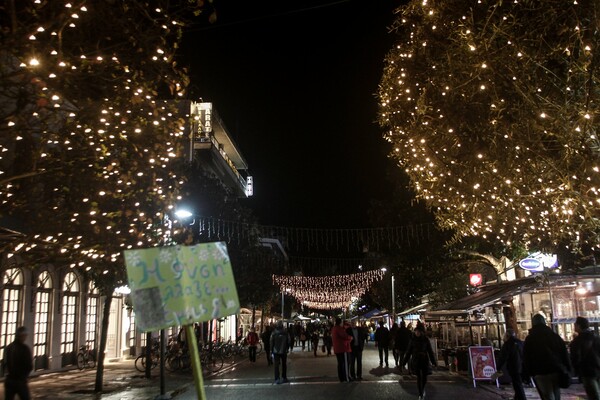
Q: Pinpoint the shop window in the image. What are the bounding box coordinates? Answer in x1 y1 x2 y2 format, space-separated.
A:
33 271 53 370
0 268 24 373
85 282 99 352
60 272 80 367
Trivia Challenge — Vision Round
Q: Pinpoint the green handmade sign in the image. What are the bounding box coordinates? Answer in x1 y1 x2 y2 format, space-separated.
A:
124 242 240 331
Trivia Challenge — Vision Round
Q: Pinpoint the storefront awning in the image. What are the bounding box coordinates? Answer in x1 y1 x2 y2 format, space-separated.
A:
361 308 384 319
427 277 539 317
399 302 429 316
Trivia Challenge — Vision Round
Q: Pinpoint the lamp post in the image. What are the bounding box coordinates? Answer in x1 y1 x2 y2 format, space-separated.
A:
391 273 395 324
281 288 290 321
381 267 395 324
281 289 285 320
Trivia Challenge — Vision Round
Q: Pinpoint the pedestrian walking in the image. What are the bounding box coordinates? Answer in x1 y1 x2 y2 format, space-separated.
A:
390 322 399 366
402 325 436 400
496 328 526 400
331 317 353 382
523 314 571 400
323 328 333 356
246 327 259 363
3 326 33 400
300 327 307 351
395 320 412 371
570 316 600 400
287 324 295 353
311 329 320 357
270 321 290 384
261 324 273 365
374 320 390 367
349 320 367 380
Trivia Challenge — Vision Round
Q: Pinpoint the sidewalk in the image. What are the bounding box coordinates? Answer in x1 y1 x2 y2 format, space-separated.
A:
0 358 195 400
475 377 588 400
0 348 590 400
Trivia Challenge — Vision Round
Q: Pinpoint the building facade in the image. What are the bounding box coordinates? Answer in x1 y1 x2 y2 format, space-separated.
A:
0 100 256 374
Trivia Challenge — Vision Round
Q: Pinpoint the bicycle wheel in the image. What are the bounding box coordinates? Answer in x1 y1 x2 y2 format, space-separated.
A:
135 355 146 372
77 353 85 370
206 353 224 374
256 342 263 355
165 355 180 372
88 355 96 369
180 353 191 371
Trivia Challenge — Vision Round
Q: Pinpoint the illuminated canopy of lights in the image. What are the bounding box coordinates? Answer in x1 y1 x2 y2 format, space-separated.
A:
273 269 385 310
377 0 600 252
0 2 201 270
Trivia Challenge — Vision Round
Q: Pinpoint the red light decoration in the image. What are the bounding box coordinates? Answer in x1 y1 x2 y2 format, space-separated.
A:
470 273 483 286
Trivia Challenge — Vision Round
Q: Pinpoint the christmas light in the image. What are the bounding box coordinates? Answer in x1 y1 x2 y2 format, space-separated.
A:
273 269 385 310
377 0 600 252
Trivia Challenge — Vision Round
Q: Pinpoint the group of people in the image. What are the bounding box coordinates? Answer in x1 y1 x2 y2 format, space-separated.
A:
259 316 436 395
10 313 600 400
372 319 436 399
495 314 600 400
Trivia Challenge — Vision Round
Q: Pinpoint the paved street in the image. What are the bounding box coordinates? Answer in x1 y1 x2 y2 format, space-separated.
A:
0 341 588 399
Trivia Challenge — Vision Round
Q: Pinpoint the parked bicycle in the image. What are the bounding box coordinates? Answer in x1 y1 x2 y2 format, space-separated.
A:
135 338 160 372
77 345 96 370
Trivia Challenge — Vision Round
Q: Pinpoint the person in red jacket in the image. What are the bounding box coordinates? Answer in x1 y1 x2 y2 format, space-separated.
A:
331 317 353 382
246 327 260 362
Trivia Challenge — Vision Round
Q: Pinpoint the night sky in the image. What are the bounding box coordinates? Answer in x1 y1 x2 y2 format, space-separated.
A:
182 0 405 228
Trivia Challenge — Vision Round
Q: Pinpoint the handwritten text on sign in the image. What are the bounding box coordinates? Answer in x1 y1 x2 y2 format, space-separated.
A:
124 242 240 331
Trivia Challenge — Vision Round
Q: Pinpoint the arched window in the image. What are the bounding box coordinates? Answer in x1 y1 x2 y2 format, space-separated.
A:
0 268 24 370
60 271 80 367
34 271 53 370
85 281 99 351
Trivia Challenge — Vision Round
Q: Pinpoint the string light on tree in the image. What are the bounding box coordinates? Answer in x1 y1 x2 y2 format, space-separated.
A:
377 0 600 254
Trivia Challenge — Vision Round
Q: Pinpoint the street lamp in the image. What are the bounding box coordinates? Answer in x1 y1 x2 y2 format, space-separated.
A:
175 209 193 219
380 267 395 324
391 273 395 324
281 288 290 321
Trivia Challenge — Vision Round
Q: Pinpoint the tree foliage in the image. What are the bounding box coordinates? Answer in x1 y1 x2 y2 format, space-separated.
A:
0 0 213 392
378 0 600 256
0 1 215 288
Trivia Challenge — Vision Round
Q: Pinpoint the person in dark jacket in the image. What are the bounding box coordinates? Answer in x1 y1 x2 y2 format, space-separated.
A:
496 328 526 400
402 325 436 400
261 324 273 365
374 320 390 367
323 328 333 356
570 316 600 400
3 326 33 400
395 320 412 371
311 329 320 357
347 320 367 380
270 321 290 384
524 314 571 400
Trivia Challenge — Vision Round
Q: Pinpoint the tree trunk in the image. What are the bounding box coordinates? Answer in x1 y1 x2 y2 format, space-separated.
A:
502 299 519 335
94 294 113 392
251 305 256 327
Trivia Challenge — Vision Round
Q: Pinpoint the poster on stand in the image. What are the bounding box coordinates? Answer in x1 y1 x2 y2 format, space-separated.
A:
468 346 499 388
124 242 240 332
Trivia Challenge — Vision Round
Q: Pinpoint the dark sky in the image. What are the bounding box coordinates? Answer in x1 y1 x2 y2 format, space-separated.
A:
183 0 404 228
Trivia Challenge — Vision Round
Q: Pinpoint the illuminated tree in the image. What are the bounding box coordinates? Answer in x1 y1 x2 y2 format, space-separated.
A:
0 0 213 391
378 0 600 258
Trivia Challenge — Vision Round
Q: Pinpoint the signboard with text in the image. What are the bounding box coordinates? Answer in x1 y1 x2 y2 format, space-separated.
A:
468 346 498 388
124 242 240 332
518 253 558 272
